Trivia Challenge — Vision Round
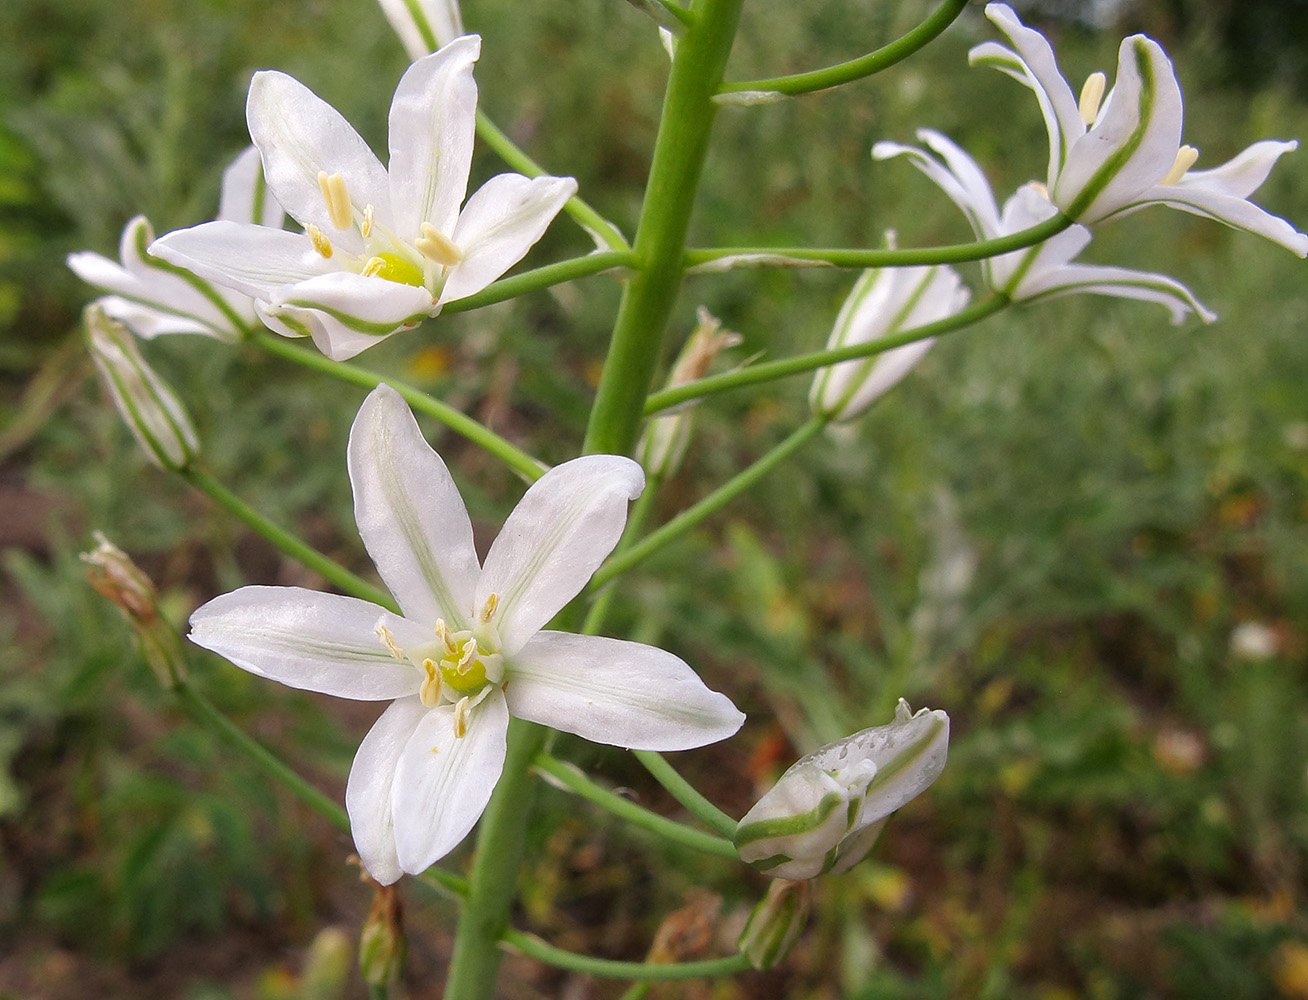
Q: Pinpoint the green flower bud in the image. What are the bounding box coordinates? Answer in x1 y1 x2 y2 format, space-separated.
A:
85 304 199 470
359 883 406 987
738 879 811 970
735 700 949 880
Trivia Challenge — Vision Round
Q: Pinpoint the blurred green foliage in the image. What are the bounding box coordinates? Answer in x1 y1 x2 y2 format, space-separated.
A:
2 0 1307 997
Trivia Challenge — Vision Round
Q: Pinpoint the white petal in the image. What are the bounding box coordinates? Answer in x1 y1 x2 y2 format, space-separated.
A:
1177 139 1298 199
218 145 285 230
872 133 1000 239
270 271 435 337
477 455 644 654
95 296 230 340
247 70 392 242
1016 260 1216 324
387 36 481 239
1055 35 1183 222
151 221 337 300
442 174 578 303
1110 182 1308 258
505 632 745 750
973 4 1084 183
376 0 465 60
348 384 481 626
390 688 509 874
188 586 425 699
346 696 428 885
255 299 409 361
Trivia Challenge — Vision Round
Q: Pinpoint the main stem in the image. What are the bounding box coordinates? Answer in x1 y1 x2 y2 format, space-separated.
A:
582 0 746 457
445 5 744 996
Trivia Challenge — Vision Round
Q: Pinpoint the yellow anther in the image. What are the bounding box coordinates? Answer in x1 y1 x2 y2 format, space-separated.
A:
361 204 375 239
479 593 498 623
415 223 464 266
1162 144 1199 186
317 170 353 230
453 697 471 738
360 256 386 278
1030 181 1050 200
307 224 334 259
375 623 405 660
457 639 478 672
434 618 457 654
420 658 442 708
1078 71 1107 127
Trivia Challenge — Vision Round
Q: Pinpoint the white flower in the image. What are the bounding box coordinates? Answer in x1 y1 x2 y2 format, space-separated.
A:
189 384 743 884
67 147 283 342
969 3 1308 255
84 303 199 470
810 263 969 423
376 0 463 61
152 37 577 361
734 700 949 881
873 129 1216 324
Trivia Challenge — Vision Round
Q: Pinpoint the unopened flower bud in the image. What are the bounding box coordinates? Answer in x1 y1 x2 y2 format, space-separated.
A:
810 264 968 423
375 0 463 60
738 879 811 970
82 532 187 687
299 927 352 1000
85 303 199 470
637 306 742 478
735 700 949 880
359 882 406 988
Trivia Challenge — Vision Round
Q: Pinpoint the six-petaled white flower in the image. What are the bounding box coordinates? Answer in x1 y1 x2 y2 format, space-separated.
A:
152 36 577 360
67 147 283 342
874 129 1217 324
188 384 744 884
810 261 970 423
970 3 1308 255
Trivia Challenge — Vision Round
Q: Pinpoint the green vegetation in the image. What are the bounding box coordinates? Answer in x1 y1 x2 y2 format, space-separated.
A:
2 0 1306 996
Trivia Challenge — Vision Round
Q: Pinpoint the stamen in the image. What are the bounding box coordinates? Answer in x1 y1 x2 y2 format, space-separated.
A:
414 223 464 266
1162 145 1199 185
420 658 442 708
453 696 471 738
479 593 498 623
307 224 334 259
1078 72 1107 126
434 618 457 654
457 640 478 672
375 623 405 660
361 204 375 239
1030 181 1050 200
317 170 353 230
360 256 386 278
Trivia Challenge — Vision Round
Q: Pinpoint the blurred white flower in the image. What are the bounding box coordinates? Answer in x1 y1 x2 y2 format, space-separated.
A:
376 0 463 60
67 147 283 342
189 384 743 883
1229 621 1279 660
874 129 1216 324
735 700 949 880
970 2 1308 255
153 38 576 360
809 263 969 423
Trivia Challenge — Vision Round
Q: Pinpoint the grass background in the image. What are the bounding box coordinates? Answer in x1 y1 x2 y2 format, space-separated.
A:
1 0 1307 997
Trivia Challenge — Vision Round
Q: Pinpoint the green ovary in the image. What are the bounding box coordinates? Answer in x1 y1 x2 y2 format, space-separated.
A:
372 252 425 287
440 641 489 693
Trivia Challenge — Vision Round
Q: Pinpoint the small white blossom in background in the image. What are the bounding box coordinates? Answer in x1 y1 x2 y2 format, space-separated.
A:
637 306 741 478
970 2 1308 254
67 147 283 342
809 261 969 423
874 130 1216 323
153 38 576 361
376 0 463 60
85 304 199 471
1229 621 1280 660
734 700 949 881
189 384 743 884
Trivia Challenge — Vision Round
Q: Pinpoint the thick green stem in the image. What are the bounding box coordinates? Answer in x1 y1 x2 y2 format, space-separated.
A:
583 0 747 457
180 465 398 611
250 330 546 482
444 719 549 999
502 931 752 980
683 213 1072 269
633 749 739 839
592 416 827 588
645 294 1009 414
533 752 737 858
720 0 968 97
